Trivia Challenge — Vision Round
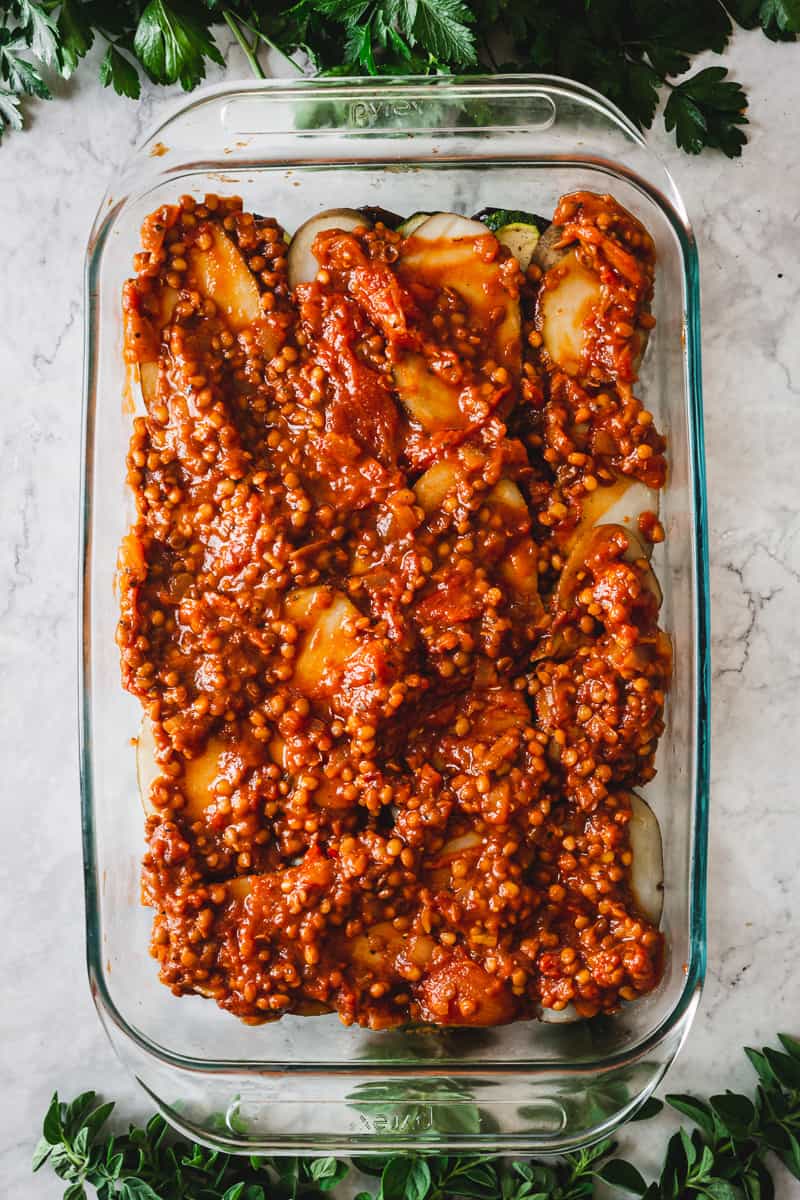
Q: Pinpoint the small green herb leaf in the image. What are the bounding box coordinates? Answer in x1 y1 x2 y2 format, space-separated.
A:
380 1156 431 1200
597 1158 648 1194
99 46 141 99
134 0 223 89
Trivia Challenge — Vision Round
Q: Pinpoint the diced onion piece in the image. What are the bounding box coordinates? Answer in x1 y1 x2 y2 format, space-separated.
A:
566 475 659 558
488 478 527 513
286 587 363 698
626 792 664 925
439 830 483 860
393 354 467 431
537 249 602 376
287 208 370 289
501 537 540 600
188 224 261 331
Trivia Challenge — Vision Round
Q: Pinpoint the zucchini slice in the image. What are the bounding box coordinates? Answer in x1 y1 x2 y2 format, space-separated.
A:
357 205 404 229
393 354 467 432
495 222 541 271
474 207 550 236
536 248 603 377
188 225 262 331
397 211 432 237
626 792 664 925
287 208 371 289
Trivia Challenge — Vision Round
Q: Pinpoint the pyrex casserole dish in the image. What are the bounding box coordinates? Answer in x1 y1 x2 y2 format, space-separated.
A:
80 75 709 1155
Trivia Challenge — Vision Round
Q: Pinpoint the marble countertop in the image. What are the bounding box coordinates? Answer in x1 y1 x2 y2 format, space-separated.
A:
1 29 799 1197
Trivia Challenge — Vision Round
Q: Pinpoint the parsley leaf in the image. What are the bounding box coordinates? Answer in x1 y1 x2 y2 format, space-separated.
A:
100 44 141 99
664 66 749 156
56 0 95 78
133 0 223 90
728 0 800 36
412 0 478 65
0 29 51 98
16 0 60 68
0 0 794 151
0 84 24 139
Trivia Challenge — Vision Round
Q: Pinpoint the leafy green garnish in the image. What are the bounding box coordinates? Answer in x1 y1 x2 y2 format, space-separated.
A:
31 1034 800 1199
133 0 223 90
664 67 749 156
0 0 798 150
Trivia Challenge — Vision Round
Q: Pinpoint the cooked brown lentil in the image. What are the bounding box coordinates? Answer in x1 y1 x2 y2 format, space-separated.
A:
118 190 669 1028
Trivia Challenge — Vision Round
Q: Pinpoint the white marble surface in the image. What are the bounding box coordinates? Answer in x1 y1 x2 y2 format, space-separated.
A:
1 29 799 1197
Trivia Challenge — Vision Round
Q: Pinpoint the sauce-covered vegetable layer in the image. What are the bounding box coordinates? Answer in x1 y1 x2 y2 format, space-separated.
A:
119 190 670 1027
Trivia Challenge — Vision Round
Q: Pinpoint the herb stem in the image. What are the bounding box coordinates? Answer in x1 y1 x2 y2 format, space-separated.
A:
239 18 305 76
223 10 265 80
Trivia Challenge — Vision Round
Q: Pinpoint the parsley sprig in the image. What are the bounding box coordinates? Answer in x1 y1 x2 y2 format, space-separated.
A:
0 1 798 152
33 1034 800 1200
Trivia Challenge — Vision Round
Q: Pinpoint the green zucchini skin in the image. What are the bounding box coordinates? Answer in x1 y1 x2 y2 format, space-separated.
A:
473 207 551 235
357 205 405 230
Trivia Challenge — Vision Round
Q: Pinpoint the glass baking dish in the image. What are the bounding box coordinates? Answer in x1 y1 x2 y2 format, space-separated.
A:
80 74 709 1155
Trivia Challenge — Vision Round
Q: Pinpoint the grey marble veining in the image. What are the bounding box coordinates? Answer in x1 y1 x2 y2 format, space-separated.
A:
1 31 799 1197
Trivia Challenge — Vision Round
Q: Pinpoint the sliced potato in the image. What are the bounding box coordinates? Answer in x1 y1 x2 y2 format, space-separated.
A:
395 215 520 430
557 523 662 613
393 354 467 431
626 792 664 925
414 458 459 513
136 715 227 819
533 219 651 377
413 448 485 513
531 223 565 273
349 921 435 974
139 360 160 406
136 714 160 809
137 286 178 407
189 224 261 331
410 212 489 241
565 475 659 556
287 208 370 289
286 587 363 698
537 249 602 376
